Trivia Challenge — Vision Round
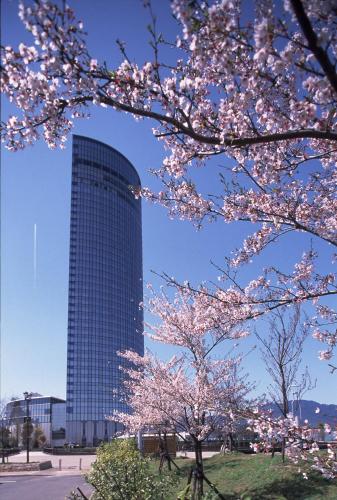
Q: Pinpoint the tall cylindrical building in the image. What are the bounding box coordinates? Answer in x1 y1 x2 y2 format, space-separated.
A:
66 135 143 446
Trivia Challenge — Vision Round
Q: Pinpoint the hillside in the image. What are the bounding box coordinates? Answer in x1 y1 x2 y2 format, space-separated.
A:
265 400 337 426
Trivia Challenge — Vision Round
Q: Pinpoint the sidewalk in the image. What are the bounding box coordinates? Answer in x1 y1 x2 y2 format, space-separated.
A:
176 451 219 458
0 451 96 476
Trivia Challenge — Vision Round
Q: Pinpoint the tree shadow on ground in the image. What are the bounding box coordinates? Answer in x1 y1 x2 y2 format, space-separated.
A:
204 457 241 473
243 473 331 499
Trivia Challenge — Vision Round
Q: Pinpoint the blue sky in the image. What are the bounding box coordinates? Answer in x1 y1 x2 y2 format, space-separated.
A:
1 0 334 404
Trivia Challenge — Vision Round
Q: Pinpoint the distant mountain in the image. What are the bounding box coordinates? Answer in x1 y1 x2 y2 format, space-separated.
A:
264 400 337 427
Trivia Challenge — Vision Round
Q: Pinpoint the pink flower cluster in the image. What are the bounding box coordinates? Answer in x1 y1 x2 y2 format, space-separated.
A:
249 410 337 479
111 284 253 445
2 1 336 484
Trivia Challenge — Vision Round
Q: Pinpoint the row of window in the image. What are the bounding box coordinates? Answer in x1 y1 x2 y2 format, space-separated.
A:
69 137 142 424
73 145 139 183
80 182 137 204
72 180 138 210
73 156 138 187
73 169 135 196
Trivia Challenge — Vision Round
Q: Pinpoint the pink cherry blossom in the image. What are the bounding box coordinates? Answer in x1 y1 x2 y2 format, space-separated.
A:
2 0 335 359
1 5 337 483
111 284 254 497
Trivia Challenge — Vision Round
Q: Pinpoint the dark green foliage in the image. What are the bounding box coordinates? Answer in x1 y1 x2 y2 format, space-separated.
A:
32 426 47 448
86 439 178 500
0 426 11 448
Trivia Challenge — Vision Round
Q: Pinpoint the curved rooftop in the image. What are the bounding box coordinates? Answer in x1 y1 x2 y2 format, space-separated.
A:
73 134 141 186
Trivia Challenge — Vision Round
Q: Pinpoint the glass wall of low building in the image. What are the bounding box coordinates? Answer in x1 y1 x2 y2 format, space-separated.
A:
4 396 66 447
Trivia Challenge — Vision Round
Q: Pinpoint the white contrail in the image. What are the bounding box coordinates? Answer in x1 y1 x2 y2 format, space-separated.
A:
34 223 37 288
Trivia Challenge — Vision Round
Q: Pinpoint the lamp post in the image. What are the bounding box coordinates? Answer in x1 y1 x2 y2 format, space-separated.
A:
23 392 32 463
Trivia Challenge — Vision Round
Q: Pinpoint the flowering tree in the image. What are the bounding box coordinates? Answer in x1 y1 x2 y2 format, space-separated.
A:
113 285 253 499
1 0 336 360
2 0 337 484
249 410 337 480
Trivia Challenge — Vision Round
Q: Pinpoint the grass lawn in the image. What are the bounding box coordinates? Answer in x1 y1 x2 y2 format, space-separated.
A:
150 452 337 499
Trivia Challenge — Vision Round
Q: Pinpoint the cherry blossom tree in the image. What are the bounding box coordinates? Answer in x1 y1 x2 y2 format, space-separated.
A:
1 0 336 360
249 409 337 480
113 285 253 499
2 0 337 483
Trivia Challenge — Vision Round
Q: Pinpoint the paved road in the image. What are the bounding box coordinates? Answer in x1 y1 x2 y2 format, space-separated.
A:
0 474 93 500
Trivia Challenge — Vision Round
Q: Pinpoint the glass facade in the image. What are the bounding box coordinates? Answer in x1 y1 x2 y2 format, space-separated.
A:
5 396 66 446
66 135 143 446
5 397 65 426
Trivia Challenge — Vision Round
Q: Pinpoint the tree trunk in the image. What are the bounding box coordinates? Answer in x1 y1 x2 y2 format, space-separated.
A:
193 439 204 500
158 431 173 472
229 432 237 452
280 367 289 464
164 432 171 471
281 440 285 462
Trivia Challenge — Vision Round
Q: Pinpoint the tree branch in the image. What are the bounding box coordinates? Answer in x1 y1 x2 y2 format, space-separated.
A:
70 94 337 148
290 0 337 94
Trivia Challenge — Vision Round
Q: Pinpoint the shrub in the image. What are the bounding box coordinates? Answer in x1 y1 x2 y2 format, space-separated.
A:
85 438 177 500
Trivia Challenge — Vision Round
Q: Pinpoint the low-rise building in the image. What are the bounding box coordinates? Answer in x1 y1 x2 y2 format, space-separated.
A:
5 395 66 447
